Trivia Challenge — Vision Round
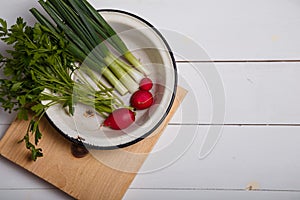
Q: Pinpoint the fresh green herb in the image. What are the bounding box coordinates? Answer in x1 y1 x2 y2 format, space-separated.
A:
0 17 124 161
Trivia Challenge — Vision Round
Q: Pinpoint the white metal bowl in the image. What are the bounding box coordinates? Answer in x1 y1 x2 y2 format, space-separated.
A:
45 9 177 149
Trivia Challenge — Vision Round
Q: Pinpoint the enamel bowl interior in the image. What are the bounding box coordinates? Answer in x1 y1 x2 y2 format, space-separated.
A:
45 10 177 148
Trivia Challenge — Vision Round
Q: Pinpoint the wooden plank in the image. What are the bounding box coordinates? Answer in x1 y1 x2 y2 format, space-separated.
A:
0 87 186 200
89 0 300 61
171 62 300 124
0 189 72 200
1 0 300 61
0 125 9 139
124 189 300 200
0 156 54 189
2 62 300 125
130 125 300 190
1 124 300 194
1 188 300 200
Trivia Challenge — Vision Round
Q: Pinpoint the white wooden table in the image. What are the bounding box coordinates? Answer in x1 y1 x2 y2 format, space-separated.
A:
1 0 300 199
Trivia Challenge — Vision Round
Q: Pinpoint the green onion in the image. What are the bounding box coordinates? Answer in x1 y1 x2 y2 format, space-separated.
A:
32 0 147 95
104 53 139 93
78 0 150 75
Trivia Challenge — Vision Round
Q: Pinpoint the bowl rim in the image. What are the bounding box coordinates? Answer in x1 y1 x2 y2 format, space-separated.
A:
45 9 178 149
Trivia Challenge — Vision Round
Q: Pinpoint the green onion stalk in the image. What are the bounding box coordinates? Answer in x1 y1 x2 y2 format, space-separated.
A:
30 0 149 95
76 0 150 75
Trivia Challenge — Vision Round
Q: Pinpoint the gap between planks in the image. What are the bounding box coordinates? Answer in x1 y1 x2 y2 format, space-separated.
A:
1 187 300 193
176 60 300 63
2 123 300 126
168 123 300 126
128 188 300 193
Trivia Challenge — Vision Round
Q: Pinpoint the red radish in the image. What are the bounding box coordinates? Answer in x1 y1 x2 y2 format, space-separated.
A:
130 90 153 110
102 108 135 130
139 78 153 91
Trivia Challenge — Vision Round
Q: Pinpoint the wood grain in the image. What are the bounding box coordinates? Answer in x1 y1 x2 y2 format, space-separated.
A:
90 0 300 61
2 0 300 61
0 87 187 200
173 62 300 124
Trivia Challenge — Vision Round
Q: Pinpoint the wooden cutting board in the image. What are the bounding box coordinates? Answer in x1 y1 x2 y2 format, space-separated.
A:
0 87 187 200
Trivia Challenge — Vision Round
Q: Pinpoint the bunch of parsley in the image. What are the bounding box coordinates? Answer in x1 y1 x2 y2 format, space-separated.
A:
0 18 121 161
